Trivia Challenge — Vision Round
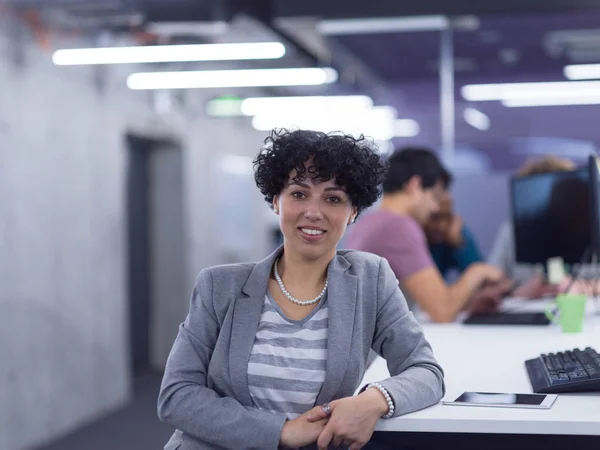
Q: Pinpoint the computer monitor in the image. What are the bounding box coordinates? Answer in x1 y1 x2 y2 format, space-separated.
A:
587 154 600 258
511 167 592 265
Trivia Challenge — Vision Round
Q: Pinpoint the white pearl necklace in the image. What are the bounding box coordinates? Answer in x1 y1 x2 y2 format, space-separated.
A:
274 258 328 306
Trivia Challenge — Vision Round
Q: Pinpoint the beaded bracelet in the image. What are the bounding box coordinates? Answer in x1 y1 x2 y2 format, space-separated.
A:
367 382 395 419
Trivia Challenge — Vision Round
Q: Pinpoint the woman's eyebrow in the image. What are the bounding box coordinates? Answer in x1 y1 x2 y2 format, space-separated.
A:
288 181 345 192
289 181 310 189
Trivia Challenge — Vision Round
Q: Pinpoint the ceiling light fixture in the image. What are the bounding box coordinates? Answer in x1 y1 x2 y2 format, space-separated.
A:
502 96 600 107
240 95 374 116
393 119 420 137
127 67 338 90
317 15 450 35
249 107 419 140
251 107 396 140
462 80 600 101
146 21 229 37
564 64 600 80
463 108 491 130
52 42 285 65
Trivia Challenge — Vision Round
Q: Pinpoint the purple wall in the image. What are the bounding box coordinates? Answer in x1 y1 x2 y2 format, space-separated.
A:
451 172 511 257
389 78 599 172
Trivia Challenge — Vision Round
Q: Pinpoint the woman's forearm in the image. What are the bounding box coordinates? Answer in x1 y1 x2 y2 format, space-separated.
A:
158 382 287 450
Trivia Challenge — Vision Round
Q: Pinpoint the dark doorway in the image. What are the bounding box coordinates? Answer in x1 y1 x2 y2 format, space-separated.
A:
126 133 187 377
126 134 153 375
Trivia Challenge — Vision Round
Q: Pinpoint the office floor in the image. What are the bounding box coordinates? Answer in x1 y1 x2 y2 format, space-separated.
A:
35 372 174 450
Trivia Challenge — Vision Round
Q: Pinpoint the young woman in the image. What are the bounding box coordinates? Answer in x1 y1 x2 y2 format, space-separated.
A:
158 130 445 450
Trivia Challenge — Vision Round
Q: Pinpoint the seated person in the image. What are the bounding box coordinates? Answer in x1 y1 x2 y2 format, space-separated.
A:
345 147 507 323
488 155 575 299
425 168 483 280
158 130 444 450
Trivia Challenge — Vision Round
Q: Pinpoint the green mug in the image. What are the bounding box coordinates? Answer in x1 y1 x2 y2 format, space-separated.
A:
545 294 587 333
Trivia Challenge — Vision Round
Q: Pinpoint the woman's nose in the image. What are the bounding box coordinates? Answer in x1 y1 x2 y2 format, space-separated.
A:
304 204 323 221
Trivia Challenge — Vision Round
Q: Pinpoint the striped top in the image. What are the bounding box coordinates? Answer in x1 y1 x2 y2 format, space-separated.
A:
247 293 328 419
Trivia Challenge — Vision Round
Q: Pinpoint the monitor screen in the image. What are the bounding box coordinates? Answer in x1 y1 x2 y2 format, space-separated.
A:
589 155 600 255
511 168 591 265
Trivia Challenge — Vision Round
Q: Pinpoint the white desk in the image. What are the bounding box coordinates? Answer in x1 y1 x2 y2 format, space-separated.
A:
362 299 600 436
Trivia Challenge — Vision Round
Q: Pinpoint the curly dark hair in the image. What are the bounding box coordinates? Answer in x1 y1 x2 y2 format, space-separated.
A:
253 129 388 216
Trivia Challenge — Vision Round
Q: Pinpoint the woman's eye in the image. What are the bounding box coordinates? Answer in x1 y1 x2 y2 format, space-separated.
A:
327 196 342 204
291 191 305 199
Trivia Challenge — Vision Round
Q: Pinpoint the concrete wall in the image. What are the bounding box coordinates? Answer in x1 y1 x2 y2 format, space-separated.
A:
0 27 132 449
0 20 272 449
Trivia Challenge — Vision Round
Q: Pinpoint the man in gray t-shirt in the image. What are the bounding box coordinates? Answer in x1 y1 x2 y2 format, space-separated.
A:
345 148 507 323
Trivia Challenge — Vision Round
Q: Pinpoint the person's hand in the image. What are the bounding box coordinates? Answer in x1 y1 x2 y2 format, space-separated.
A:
444 215 464 248
470 262 505 284
279 406 330 449
306 389 388 450
467 278 513 315
513 274 561 299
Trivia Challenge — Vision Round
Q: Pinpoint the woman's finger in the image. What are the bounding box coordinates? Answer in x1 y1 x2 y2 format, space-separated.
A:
306 405 330 422
332 434 343 448
317 422 335 450
349 441 365 450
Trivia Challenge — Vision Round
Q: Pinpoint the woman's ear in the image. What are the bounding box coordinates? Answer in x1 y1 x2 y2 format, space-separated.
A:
273 196 280 214
348 207 358 224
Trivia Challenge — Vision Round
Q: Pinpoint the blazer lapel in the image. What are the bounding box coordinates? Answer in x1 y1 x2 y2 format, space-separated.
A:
229 247 281 406
316 254 358 405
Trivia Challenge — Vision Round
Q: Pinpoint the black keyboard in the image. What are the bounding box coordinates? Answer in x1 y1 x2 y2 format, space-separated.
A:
525 347 600 393
464 312 550 326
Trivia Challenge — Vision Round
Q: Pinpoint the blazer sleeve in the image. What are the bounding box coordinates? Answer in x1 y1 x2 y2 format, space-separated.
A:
369 257 446 416
157 269 287 450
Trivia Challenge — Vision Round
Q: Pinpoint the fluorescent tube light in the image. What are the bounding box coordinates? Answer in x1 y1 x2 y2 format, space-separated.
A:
317 15 450 35
252 117 394 141
127 67 338 90
463 108 491 130
240 95 374 116
250 105 397 124
250 107 418 141
502 96 600 107
52 42 285 65
462 80 600 101
393 119 420 137
564 64 600 80
146 21 229 37
251 109 395 140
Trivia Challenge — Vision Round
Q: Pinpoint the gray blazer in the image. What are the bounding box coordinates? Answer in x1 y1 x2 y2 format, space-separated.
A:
159 248 445 450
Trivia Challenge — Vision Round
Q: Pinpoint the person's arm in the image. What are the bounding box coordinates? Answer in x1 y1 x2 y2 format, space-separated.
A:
157 269 287 450
370 257 446 416
450 226 483 272
304 257 446 449
402 264 494 322
381 221 498 322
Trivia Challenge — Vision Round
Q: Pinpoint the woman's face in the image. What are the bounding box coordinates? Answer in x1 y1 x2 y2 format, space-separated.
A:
273 173 357 262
